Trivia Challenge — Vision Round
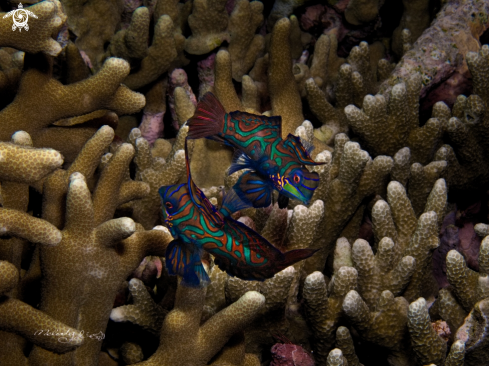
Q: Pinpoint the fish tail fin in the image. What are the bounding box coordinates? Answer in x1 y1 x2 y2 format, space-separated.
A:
187 92 226 139
277 248 318 269
165 239 210 288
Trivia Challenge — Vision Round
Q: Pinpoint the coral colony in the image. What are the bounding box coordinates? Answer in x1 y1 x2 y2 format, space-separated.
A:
0 0 489 365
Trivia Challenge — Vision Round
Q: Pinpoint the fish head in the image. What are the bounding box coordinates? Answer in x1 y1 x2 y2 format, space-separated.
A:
279 167 320 204
158 183 189 225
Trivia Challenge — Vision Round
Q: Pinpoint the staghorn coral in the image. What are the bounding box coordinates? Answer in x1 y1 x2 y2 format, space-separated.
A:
122 15 178 90
304 133 394 273
29 141 172 365
268 17 304 137
445 239 489 313
0 132 82 364
391 0 430 57
344 0 380 26
432 45 489 190
227 0 265 82
0 55 144 162
345 73 443 163
110 278 167 336
173 71 234 187
133 278 264 366
61 0 125 68
407 297 447 365
303 267 358 365
185 0 229 55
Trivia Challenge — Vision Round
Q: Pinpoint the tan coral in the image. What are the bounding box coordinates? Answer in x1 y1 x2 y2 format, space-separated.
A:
446 239 489 313
303 267 358 365
185 0 230 55
28 140 172 365
305 134 393 274
343 290 411 364
105 6 150 61
110 278 167 336
62 0 124 68
123 15 178 90
227 0 265 82
345 74 443 163
268 17 304 137
335 327 360 366
134 281 265 366
391 0 430 57
407 297 447 365
371 180 446 302
173 81 234 187
0 57 144 162
345 0 380 26
0 139 62 184
0 209 84 358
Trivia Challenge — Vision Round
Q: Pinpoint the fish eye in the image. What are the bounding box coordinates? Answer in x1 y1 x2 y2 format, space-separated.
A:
165 202 173 209
293 174 300 183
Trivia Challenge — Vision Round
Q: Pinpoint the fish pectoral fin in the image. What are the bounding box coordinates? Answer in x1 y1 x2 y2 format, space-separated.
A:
165 239 210 288
234 171 273 209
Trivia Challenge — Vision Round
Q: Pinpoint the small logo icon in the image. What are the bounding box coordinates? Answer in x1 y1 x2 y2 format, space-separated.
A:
3 3 38 32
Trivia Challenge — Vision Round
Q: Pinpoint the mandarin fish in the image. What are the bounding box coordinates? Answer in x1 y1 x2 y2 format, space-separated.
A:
187 92 324 209
158 139 317 287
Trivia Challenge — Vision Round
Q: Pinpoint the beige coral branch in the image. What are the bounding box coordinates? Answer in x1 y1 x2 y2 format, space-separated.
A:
135 282 265 366
268 17 304 137
0 57 144 162
0 141 63 184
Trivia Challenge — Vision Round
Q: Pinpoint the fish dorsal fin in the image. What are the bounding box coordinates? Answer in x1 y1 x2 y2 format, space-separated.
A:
283 134 324 165
185 139 224 227
219 188 251 217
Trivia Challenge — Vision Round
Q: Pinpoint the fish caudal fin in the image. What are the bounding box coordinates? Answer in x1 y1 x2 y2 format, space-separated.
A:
166 239 210 288
276 248 318 271
187 92 226 139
